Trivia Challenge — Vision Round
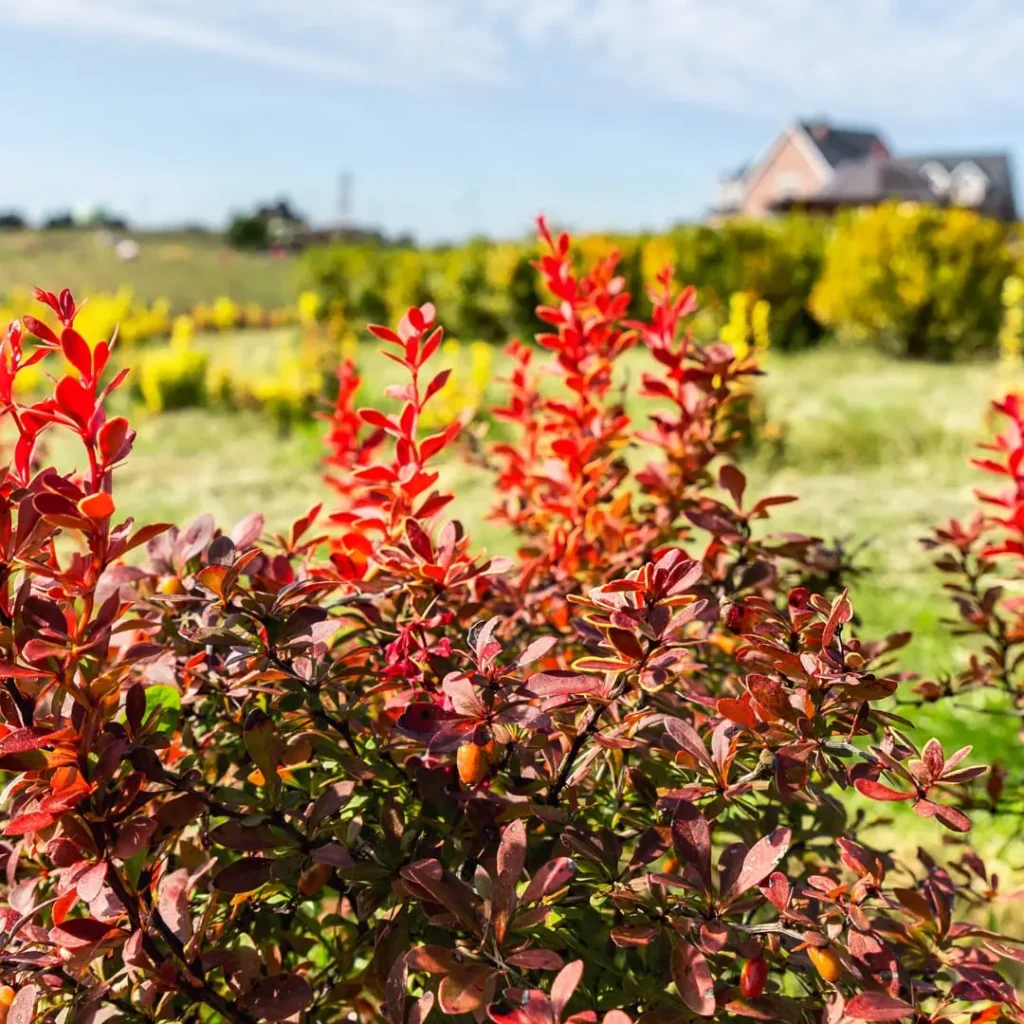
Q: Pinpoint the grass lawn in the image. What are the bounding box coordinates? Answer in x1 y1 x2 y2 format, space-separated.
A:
38 332 1024 862
0 229 301 310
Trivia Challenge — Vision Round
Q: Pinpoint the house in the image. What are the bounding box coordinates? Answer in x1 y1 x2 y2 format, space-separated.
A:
716 120 1017 221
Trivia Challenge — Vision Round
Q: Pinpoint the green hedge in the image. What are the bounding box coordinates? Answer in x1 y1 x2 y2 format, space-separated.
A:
304 206 1017 360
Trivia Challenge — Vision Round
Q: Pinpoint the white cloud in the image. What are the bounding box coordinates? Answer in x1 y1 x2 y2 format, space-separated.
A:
4 0 1024 119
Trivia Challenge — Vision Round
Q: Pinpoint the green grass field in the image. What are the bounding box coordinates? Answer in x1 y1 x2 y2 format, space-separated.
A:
0 229 301 309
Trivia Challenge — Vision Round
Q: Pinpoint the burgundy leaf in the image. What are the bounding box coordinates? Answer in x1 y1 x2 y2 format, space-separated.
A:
724 827 791 904
551 960 585 1022
525 672 603 699
438 966 497 1015
7 984 38 1024
854 779 913 802
213 857 273 894
156 868 192 942
494 819 527 946
506 949 565 971
671 942 716 1017
241 973 313 1021
664 718 713 769
521 857 576 904
845 992 916 1021
671 801 713 895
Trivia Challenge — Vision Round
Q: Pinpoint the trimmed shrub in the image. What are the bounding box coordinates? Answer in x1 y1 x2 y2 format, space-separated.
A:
810 203 1014 360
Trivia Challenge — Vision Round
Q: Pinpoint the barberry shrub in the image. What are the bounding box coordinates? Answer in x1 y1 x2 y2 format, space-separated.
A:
925 392 1024 823
0 227 1019 1024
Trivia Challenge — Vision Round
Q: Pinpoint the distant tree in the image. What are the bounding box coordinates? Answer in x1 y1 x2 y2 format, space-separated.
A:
42 210 75 229
0 210 27 230
226 213 271 250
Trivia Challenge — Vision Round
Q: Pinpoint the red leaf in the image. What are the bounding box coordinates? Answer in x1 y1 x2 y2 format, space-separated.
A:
0 728 52 756
664 719 713 769
157 868 191 942
724 828 792 904
551 960 585 1021
521 857 576 904
358 408 399 434
406 945 460 974
610 924 660 947
5 811 57 836
54 374 94 427
506 949 564 971
98 416 133 465
494 819 526 946
854 779 913 802
671 801 712 895
671 942 716 1016
213 857 273 894
845 992 916 1021
405 518 434 563
525 672 602 699
747 674 793 722
517 635 559 668
821 588 853 650
424 368 452 402
241 973 313 1021
49 917 119 949
22 315 60 347
932 803 972 833
717 696 759 730
719 464 746 508
61 326 93 379
438 966 497 1015
7 985 38 1024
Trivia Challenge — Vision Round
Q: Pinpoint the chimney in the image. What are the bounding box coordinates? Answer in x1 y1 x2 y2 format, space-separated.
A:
807 121 830 141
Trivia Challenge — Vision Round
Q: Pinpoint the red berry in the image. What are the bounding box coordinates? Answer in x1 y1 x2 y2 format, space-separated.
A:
740 957 768 999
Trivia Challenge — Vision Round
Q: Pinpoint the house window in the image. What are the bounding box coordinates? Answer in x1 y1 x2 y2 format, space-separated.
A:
919 162 951 196
950 162 988 207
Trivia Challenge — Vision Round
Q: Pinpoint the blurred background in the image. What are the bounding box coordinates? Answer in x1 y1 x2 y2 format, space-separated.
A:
3 1 1024 859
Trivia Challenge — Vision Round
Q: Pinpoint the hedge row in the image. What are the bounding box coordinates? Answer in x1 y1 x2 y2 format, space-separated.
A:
303 204 1017 360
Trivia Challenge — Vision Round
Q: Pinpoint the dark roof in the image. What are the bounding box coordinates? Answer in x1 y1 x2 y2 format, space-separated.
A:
894 154 1016 219
798 121 887 169
775 151 1017 221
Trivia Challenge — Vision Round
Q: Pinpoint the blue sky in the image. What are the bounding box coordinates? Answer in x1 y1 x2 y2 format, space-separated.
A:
2 0 1024 242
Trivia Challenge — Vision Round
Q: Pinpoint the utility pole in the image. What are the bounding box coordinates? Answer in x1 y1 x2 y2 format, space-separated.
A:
338 171 352 238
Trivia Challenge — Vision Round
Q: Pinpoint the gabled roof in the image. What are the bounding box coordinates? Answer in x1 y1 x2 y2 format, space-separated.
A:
776 151 1017 221
798 122 888 169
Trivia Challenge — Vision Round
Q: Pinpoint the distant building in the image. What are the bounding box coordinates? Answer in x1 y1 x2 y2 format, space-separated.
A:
716 120 1016 221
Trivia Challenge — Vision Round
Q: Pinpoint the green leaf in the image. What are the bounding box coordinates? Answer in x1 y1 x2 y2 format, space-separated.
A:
143 684 182 734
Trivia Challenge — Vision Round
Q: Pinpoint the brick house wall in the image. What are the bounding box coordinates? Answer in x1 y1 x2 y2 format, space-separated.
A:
740 131 832 217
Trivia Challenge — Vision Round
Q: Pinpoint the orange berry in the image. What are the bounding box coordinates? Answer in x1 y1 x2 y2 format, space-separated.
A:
157 575 186 595
0 988 14 1008
808 945 843 983
663 856 681 875
298 862 333 897
457 742 491 786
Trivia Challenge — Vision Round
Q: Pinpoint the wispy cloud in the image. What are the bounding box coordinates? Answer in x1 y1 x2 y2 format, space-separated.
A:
5 0 1024 119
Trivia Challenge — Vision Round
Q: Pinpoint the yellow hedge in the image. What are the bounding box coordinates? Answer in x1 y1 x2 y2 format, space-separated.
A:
810 203 1013 359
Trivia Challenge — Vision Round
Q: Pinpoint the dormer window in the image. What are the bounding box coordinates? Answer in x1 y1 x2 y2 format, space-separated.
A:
950 161 988 207
920 161 951 196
